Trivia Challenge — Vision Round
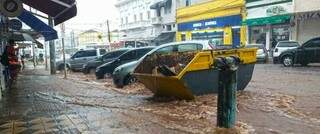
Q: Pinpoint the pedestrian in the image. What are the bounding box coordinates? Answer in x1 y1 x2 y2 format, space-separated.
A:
20 54 25 70
6 40 21 80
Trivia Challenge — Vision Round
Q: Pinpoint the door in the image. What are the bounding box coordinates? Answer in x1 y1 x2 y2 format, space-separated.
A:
312 38 320 62
69 51 86 69
232 28 240 48
299 38 319 63
70 50 97 69
118 50 137 66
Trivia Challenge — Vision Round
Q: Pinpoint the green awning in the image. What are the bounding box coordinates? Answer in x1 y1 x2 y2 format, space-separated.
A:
243 15 291 26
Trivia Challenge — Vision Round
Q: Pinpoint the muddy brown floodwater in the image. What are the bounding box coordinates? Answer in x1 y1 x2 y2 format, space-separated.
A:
1 64 320 134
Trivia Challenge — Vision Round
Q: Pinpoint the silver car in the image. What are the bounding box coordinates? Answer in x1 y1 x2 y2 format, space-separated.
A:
56 49 106 71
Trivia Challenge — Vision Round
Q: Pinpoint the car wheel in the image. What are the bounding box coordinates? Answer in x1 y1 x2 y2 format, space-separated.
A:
301 61 309 66
58 64 70 71
115 82 123 88
89 68 96 74
124 75 137 86
282 55 294 67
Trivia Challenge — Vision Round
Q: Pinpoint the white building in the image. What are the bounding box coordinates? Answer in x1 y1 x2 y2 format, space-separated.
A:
292 0 320 44
116 0 178 45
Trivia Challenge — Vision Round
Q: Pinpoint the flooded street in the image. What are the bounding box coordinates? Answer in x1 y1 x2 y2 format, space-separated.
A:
1 64 320 133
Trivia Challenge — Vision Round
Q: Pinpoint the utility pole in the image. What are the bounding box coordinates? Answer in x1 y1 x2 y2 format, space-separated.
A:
44 42 48 70
48 17 56 74
107 20 111 43
60 23 67 79
32 44 36 68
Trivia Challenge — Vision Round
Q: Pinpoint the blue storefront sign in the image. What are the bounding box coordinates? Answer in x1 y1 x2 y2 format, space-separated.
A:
178 15 242 31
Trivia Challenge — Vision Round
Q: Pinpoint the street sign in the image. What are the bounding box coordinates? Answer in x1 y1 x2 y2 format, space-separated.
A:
0 0 23 17
8 19 22 30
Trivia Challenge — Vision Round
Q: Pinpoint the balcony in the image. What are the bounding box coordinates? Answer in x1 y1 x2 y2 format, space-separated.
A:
151 17 163 25
120 21 151 30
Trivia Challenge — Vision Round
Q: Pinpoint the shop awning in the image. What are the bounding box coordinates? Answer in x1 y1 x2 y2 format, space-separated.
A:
10 32 35 42
244 15 291 26
22 0 77 26
18 10 58 41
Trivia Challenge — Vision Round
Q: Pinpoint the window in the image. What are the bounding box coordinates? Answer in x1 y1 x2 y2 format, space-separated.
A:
186 0 191 6
166 25 172 31
156 46 175 54
84 50 97 57
102 53 114 59
140 13 143 21
120 51 136 60
178 43 202 52
72 51 85 58
134 14 137 22
147 11 151 19
102 50 123 60
99 49 107 55
305 39 320 48
277 42 300 47
121 18 123 24
172 24 175 28
125 17 128 24
137 48 153 57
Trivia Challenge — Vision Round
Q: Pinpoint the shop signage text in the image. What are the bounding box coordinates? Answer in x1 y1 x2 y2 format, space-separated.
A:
247 2 293 19
178 15 241 31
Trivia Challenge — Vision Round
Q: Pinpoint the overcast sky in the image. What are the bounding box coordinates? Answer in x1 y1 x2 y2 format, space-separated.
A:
64 0 119 32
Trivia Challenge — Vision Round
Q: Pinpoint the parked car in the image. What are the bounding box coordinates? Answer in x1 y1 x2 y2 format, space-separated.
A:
95 47 155 79
273 41 300 63
280 37 320 67
56 48 106 71
112 40 214 88
82 48 130 74
245 44 268 63
113 61 139 88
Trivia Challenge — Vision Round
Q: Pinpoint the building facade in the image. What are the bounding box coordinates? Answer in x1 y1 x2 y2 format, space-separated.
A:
176 0 247 47
245 0 294 50
150 0 178 45
116 0 178 46
78 29 105 47
116 0 157 44
291 0 320 44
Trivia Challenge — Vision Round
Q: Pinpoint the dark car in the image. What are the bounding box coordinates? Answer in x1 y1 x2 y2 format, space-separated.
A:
82 48 130 74
280 37 320 67
95 46 155 79
112 61 139 88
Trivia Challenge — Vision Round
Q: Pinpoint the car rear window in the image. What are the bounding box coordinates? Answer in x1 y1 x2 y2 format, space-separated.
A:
137 48 154 57
246 45 263 49
277 42 299 47
178 43 203 52
99 49 107 55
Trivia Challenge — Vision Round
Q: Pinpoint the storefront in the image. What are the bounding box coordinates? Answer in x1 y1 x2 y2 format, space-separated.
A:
245 0 293 50
176 0 246 47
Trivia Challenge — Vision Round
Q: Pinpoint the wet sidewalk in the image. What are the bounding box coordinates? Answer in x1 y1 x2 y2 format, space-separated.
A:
0 68 187 134
1 66 224 134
